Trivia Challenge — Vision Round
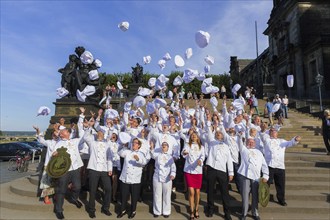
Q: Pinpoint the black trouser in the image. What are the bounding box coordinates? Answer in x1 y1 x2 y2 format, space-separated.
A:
119 181 141 213
206 166 231 216
88 169 111 212
323 133 330 152
233 162 241 194
55 168 81 213
268 167 286 203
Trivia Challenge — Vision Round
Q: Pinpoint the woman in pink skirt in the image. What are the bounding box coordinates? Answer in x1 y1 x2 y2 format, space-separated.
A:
182 132 205 220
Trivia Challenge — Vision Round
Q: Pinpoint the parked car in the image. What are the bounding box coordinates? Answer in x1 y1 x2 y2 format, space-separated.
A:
21 141 45 151
0 142 41 161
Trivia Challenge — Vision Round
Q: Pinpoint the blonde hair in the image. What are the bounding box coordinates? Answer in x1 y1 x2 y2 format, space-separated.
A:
324 109 330 117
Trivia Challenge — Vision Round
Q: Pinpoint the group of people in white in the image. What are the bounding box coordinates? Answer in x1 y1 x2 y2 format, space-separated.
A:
34 92 301 220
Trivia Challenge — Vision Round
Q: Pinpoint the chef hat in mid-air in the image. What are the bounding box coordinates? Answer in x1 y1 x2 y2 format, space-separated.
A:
159 107 169 121
204 55 215 65
195 30 210 48
124 102 132 112
196 72 206 81
146 102 156 114
173 75 183 86
204 65 210 73
154 98 167 108
287 75 294 88
76 85 96 102
168 90 173 99
56 87 69 98
231 84 241 95
117 81 123 90
210 97 218 108
133 96 146 108
183 68 198 84
119 132 131 144
185 48 193 59
37 106 51 116
232 99 245 111
118 21 129 31
94 59 102 68
148 77 156 87
158 59 166 70
105 109 119 120
163 52 171 61
80 51 94 64
143 55 152 65
202 77 213 86
174 55 185 68
88 69 99 80
138 87 152 97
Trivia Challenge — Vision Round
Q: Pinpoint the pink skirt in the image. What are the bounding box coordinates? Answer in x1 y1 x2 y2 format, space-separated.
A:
184 172 203 189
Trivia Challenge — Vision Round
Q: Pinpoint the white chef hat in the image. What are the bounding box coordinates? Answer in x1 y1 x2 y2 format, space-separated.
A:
105 109 119 120
232 99 245 110
76 90 87 102
188 108 196 117
80 51 94 64
158 59 166 70
210 97 218 108
174 55 185 68
195 30 210 48
168 91 173 99
272 103 281 113
204 65 210 73
117 81 123 90
210 85 219 94
159 107 169 121
83 85 96 96
133 96 146 108
124 102 132 112
143 55 152 65
88 69 99 80
37 106 51 116
232 84 241 95
94 59 102 68
119 132 131 144
118 21 129 31
173 75 183 86
202 77 213 86
157 74 169 85
201 84 213 94
163 52 171 61
287 75 294 88
185 48 193 59
59 125 67 131
183 68 198 84
148 77 156 87
146 102 156 114
138 87 152 97
204 55 215 65
56 87 69 98
154 98 167 108
196 72 206 81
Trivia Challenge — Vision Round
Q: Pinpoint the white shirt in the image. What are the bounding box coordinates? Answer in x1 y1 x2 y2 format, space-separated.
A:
260 134 298 169
238 138 269 181
206 139 234 176
37 135 58 166
83 134 113 172
151 150 176 183
182 143 205 174
119 148 147 184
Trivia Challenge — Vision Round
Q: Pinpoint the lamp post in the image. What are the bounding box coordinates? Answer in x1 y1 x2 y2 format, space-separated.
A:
315 73 324 111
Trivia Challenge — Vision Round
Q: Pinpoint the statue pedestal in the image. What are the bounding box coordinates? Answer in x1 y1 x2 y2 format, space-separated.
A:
263 84 276 98
128 83 144 98
45 98 119 139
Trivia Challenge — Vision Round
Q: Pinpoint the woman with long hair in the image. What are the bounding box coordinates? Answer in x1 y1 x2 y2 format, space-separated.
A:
182 132 205 220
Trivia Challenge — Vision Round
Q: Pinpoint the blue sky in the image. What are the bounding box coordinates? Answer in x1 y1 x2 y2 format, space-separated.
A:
0 0 273 132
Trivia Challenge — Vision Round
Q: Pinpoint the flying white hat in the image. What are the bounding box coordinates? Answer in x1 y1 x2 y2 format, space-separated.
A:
88 69 99 80
56 87 69 98
287 75 294 88
148 77 156 87
210 85 219 94
105 109 119 120
133 96 146 108
231 84 241 95
94 59 102 68
154 98 167 108
196 72 206 81
143 55 152 65
80 51 94 64
188 108 196 117
185 48 193 59
118 21 129 31
174 55 185 68
183 68 198 84
138 87 152 97
204 65 210 73
37 106 51 116
158 59 166 70
124 102 132 112
119 132 131 144
272 103 281 113
163 52 172 61
195 30 210 48
117 81 123 90
202 77 213 86
159 107 169 121
76 85 96 102
201 84 213 94
204 55 215 65
168 90 173 99
210 97 218 108
173 75 183 86
232 99 245 111
146 102 156 114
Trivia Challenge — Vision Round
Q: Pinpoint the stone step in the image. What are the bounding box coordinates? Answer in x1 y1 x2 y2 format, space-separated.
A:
285 167 330 174
286 148 327 153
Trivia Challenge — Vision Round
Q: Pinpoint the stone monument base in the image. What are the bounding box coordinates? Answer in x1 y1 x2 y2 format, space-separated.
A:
45 98 119 139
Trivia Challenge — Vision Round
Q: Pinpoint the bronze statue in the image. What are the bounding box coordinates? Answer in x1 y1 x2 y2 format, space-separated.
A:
131 63 143 83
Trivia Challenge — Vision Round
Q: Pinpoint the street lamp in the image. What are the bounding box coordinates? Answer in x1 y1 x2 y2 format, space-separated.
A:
315 73 324 111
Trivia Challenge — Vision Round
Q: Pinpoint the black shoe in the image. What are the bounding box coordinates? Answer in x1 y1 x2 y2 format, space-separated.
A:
55 212 64 219
117 210 127 218
128 211 136 219
88 211 96 218
101 208 112 216
253 215 261 220
153 214 159 218
72 199 82 208
163 215 170 218
279 201 287 206
240 216 247 220
225 214 232 220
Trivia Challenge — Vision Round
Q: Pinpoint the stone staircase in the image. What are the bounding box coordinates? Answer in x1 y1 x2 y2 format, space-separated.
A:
1 106 329 220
